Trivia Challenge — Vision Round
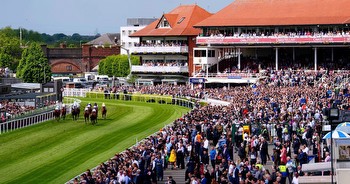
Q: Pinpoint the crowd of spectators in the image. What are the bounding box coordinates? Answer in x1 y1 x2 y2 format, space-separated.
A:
203 30 350 38
0 67 11 78
75 69 350 184
0 100 36 122
142 61 188 67
135 41 187 47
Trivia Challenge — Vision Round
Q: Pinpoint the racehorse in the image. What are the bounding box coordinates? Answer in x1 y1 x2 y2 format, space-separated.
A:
93 103 98 119
84 107 90 123
101 103 107 119
90 109 97 125
76 106 81 119
87 103 92 115
53 108 61 121
61 105 67 120
71 105 80 121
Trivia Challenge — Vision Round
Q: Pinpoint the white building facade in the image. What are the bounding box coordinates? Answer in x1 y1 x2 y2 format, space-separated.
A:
120 18 157 55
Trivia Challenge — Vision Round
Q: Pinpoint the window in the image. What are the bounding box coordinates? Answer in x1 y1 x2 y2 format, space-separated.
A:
66 65 72 71
158 17 171 28
208 50 215 57
194 50 206 57
177 17 186 24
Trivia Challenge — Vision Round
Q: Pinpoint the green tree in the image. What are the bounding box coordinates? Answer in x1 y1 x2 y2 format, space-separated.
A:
17 43 51 83
0 31 22 71
98 55 140 77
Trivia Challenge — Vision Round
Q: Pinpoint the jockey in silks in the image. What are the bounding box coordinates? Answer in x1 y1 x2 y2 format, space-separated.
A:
73 100 79 108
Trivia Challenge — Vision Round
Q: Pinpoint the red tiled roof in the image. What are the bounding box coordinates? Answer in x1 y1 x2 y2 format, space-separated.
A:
131 5 212 37
195 0 350 27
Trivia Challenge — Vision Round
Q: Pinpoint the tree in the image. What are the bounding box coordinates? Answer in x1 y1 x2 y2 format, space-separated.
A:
0 29 22 70
17 43 51 83
98 55 140 77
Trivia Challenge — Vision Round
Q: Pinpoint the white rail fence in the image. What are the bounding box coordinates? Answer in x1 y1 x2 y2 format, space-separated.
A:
63 89 196 109
0 97 81 134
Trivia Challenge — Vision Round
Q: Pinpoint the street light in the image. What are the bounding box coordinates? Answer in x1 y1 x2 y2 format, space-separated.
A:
119 45 132 78
328 106 339 184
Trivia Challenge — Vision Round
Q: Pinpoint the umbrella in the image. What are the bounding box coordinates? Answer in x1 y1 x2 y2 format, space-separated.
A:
322 130 350 139
335 122 350 134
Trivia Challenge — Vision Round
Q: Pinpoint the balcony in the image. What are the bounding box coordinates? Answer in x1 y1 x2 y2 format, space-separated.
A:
196 35 350 45
129 46 188 54
131 65 188 73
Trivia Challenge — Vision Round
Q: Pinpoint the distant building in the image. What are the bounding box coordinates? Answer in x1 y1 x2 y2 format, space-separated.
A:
120 18 157 55
86 33 120 46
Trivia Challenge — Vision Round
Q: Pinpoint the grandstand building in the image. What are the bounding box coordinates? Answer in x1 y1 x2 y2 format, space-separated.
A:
130 5 212 85
192 0 350 84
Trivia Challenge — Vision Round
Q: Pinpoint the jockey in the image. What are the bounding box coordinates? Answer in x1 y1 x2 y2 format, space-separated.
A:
87 103 91 108
73 101 79 107
85 107 89 111
55 106 59 111
92 109 96 113
102 103 105 107
62 104 66 108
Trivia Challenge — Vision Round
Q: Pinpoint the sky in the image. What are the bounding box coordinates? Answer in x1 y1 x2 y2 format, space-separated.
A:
0 0 232 36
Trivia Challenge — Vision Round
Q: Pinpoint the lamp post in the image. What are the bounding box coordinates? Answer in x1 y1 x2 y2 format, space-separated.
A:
119 46 132 78
328 107 339 184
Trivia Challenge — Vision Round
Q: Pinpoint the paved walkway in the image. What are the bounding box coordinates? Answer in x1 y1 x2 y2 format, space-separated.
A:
164 167 186 184
163 144 275 184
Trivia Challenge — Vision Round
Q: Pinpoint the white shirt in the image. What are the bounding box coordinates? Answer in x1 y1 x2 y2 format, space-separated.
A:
203 139 209 149
228 164 234 175
292 176 299 184
303 147 309 154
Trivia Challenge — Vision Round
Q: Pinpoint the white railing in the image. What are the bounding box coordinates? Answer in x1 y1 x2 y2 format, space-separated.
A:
194 72 260 79
131 65 189 73
63 88 91 97
0 111 55 134
0 97 80 134
129 46 188 53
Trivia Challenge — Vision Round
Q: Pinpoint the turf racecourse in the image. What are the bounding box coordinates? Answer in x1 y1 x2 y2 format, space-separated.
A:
0 97 190 184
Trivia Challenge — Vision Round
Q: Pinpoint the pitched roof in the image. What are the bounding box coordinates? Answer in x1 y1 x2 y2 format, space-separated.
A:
87 33 120 45
131 5 212 37
195 0 350 27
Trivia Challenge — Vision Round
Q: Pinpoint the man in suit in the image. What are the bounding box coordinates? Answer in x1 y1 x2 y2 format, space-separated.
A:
200 174 207 184
228 162 240 184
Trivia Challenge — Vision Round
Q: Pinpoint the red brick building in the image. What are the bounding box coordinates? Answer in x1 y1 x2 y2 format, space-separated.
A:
42 36 120 75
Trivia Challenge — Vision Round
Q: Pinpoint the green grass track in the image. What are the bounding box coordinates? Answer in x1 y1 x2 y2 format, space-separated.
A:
0 98 190 184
